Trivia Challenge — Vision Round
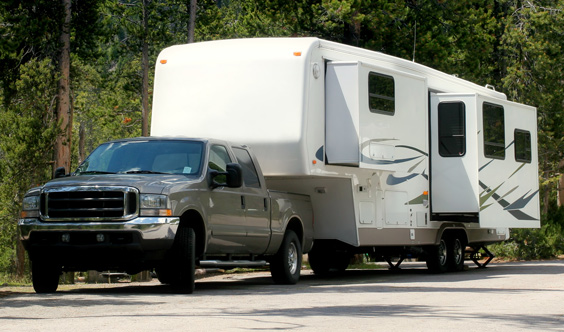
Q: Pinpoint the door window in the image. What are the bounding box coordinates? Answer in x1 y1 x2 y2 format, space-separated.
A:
514 129 532 163
233 147 261 188
483 102 505 159
438 101 466 157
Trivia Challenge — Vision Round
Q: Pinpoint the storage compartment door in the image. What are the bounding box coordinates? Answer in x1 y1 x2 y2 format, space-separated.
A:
325 61 360 166
430 94 480 216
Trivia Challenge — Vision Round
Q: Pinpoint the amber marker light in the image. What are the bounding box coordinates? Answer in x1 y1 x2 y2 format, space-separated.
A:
160 59 168 64
423 191 429 196
312 160 317 165
293 52 302 56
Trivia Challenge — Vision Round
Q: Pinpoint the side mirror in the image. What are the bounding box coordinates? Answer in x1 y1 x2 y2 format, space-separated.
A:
210 163 243 189
225 163 243 188
54 167 66 179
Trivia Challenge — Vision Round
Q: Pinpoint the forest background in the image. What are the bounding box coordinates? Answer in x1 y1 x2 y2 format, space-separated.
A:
1 0 564 280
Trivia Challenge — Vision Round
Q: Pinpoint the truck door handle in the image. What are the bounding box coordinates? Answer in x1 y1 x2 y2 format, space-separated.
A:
264 198 268 211
241 196 246 209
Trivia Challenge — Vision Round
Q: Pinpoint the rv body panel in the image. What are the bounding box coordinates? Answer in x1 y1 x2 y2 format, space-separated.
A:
151 37 539 251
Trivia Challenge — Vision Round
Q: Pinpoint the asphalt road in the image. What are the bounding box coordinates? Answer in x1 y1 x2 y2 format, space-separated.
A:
1 260 564 331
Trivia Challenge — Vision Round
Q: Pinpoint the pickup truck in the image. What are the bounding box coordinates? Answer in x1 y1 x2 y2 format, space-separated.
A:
19 137 314 293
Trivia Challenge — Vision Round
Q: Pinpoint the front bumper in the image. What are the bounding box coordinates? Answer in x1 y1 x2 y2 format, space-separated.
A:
18 217 180 270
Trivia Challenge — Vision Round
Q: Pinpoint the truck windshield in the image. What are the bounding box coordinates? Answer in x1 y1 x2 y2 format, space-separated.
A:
75 140 204 176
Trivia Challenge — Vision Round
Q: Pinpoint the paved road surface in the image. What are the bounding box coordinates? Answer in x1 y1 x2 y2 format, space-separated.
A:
1 260 564 331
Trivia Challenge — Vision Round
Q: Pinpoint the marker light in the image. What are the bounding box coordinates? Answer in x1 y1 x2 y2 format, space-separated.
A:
160 59 168 64
293 52 302 56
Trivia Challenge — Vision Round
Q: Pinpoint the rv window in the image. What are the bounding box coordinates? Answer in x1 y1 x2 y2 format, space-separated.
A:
438 102 466 157
514 129 532 163
483 102 505 159
232 147 261 188
368 72 395 115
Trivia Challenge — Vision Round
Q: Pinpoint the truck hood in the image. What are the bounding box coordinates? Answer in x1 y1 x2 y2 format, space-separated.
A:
41 174 201 195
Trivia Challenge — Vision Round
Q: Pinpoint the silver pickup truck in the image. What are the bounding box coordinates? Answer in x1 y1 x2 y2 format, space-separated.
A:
19 137 313 293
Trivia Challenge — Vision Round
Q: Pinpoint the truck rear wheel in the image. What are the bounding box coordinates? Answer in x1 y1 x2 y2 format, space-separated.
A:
170 226 196 293
426 238 448 273
270 230 302 284
31 260 61 293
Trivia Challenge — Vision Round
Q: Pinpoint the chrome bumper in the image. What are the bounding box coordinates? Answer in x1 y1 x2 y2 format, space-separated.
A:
18 217 180 241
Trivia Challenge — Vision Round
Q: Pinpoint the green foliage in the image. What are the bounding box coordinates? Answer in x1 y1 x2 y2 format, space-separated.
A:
491 206 564 260
0 58 59 274
1 0 564 277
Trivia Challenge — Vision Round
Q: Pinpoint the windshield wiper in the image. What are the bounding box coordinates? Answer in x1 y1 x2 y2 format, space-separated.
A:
78 171 116 175
124 170 169 174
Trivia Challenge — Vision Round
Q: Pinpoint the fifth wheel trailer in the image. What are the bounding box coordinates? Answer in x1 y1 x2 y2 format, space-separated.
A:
151 37 540 273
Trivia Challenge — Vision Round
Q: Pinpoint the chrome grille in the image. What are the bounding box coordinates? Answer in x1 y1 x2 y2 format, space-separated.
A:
40 187 139 221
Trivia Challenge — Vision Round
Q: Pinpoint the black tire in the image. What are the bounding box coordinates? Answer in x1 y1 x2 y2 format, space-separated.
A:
155 264 173 284
170 226 196 294
270 230 302 284
31 260 61 294
447 237 466 272
426 238 448 273
308 243 350 276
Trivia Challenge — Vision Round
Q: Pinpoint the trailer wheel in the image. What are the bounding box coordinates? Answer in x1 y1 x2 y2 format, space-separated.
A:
447 237 466 272
270 230 302 284
426 238 448 273
31 260 61 293
170 226 196 293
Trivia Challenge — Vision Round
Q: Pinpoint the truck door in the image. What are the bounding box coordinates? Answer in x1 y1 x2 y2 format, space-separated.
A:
430 93 480 219
206 144 248 253
232 147 271 253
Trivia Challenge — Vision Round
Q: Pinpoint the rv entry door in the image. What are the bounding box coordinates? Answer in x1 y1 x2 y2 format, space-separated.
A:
430 93 479 220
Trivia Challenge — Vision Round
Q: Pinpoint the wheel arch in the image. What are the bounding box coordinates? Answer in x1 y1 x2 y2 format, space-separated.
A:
179 209 206 258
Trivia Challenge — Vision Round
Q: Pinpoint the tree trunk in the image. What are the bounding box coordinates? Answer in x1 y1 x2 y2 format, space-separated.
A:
188 0 197 43
141 0 150 136
54 0 72 174
78 122 86 163
558 160 564 207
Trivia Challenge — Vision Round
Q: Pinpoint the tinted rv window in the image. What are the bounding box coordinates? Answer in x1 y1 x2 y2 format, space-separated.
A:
438 102 466 157
514 129 532 163
368 72 395 115
233 147 261 188
483 102 505 159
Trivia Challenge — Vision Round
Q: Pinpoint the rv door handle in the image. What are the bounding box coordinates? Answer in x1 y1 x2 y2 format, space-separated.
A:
241 195 246 209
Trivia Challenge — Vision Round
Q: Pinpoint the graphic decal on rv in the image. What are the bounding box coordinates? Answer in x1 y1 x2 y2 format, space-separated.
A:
479 181 539 221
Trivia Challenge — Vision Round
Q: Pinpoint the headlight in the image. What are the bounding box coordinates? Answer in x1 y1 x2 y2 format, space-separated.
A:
21 196 40 218
139 194 172 216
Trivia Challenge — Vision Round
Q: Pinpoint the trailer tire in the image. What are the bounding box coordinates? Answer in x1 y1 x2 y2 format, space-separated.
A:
270 230 302 284
170 226 196 294
447 237 466 272
31 260 60 293
426 238 448 273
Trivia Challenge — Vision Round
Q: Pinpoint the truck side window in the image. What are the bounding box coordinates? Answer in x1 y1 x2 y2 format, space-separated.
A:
514 129 532 163
232 147 261 188
368 72 395 115
438 101 466 157
209 145 231 182
483 102 505 159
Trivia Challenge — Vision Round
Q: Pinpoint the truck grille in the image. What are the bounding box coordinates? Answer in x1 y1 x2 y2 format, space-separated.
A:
40 187 139 221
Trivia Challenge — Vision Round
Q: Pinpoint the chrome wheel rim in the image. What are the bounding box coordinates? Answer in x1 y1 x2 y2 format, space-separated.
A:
438 239 447 266
288 242 298 275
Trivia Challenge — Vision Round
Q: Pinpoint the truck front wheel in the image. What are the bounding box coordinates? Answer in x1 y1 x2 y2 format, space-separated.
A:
31 260 61 293
270 230 302 284
170 226 196 294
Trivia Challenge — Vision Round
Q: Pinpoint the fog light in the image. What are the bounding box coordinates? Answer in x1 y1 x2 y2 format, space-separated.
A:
96 233 105 242
61 233 70 243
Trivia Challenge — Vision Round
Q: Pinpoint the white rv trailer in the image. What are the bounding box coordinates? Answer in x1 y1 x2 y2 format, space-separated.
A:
151 37 540 272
